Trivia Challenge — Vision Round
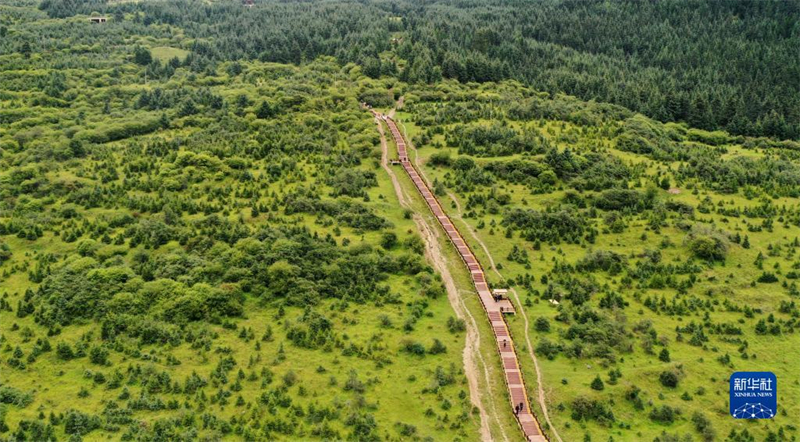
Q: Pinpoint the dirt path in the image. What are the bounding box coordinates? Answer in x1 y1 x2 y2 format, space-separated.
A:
375 117 494 442
376 118 411 207
387 96 405 120
447 192 563 442
389 98 554 441
391 112 515 441
416 216 506 442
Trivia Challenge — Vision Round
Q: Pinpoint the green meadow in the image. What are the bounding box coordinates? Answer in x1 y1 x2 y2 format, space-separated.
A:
395 81 800 442
0 31 487 442
2 2 799 442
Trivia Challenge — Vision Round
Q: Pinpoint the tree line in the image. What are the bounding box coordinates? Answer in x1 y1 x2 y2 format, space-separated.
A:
28 0 800 140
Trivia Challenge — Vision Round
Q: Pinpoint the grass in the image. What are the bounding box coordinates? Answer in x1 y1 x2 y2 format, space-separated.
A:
1 161 483 441
381 118 523 440
150 46 189 63
0 63 486 441
398 102 800 442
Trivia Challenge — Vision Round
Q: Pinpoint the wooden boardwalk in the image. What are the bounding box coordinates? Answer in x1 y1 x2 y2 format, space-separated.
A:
376 112 547 442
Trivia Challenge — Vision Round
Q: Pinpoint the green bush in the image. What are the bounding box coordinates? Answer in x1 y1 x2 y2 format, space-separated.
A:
534 317 550 332
688 235 727 262
757 272 779 283
0 386 33 407
659 370 679 388
570 396 614 423
649 405 679 423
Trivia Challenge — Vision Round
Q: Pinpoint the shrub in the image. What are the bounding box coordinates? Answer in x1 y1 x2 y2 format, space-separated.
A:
64 410 101 435
534 316 550 332
452 157 476 171
755 319 768 335
649 405 679 423
256 101 276 119
593 189 654 212
133 46 152 65
358 89 394 108
576 250 626 273
570 396 614 423
502 208 589 245
692 412 715 442
380 232 398 250
56 342 75 360
89 346 109 365
76 117 161 144
686 128 733 146
689 236 725 261
536 338 561 360
686 227 729 262
282 370 297 387
0 386 33 407
447 316 466 333
328 169 378 198
659 370 679 388
428 339 447 354
429 152 451 167
0 241 11 263
402 339 426 356
757 272 779 283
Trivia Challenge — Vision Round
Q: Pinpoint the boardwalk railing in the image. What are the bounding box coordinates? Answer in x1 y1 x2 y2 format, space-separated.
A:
376 111 547 442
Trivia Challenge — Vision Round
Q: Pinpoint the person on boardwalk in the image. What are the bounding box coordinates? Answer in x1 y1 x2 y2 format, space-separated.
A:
379 110 544 441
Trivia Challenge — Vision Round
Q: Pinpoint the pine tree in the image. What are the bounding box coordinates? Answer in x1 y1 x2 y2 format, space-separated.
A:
256 101 275 119
19 41 32 59
590 375 604 391
134 46 152 66
179 99 197 117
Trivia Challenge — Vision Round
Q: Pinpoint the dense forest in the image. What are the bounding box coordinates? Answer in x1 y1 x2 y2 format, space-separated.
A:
1 0 799 441
12 0 800 140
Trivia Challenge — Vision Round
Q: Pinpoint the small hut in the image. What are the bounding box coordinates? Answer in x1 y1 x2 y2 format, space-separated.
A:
492 289 509 302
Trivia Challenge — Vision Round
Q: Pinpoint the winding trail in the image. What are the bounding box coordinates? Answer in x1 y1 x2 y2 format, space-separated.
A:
374 110 547 442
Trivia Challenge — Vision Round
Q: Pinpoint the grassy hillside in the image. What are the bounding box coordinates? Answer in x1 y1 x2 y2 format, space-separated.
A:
1 2 799 442
0 18 485 442
395 81 800 442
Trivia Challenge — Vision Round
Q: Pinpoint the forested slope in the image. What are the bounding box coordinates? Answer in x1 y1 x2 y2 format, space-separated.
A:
395 80 800 442
1 1 800 441
0 4 487 441
13 0 800 140
408 0 800 140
